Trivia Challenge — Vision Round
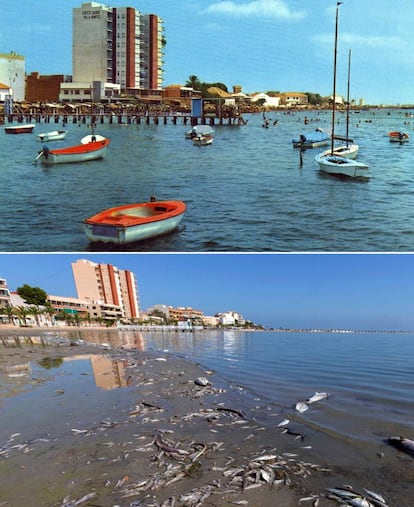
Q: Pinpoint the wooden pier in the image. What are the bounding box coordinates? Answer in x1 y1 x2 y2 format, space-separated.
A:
1 112 247 127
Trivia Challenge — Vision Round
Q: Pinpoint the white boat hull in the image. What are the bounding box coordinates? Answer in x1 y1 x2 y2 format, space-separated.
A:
193 135 214 146
37 130 68 142
321 143 359 159
84 213 185 244
315 153 369 179
39 143 109 165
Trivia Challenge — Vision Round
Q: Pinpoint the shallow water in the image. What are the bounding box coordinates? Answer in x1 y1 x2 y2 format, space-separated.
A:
2 108 414 251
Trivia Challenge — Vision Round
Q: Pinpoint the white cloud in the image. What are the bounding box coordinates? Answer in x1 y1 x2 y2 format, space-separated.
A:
20 23 52 34
205 0 305 20
314 32 406 50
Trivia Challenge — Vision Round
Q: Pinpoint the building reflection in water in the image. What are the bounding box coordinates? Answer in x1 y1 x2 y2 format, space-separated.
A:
66 330 145 351
90 355 129 389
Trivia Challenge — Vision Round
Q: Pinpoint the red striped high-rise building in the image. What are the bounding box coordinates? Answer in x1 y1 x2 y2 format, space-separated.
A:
71 259 140 320
73 2 164 93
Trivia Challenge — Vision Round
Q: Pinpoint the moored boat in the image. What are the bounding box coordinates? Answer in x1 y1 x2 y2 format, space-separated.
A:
37 129 68 142
388 131 409 143
185 125 215 139
315 152 369 179
193 133 214 146
81 133 107 144
84 200 186 244
5 124 35 134
315 3 369 179
36 138 110 165
320 142 358 159
320 50 359 159
292 128 330 148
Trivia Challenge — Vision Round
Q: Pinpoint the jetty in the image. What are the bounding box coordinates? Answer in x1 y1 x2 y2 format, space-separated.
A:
1 100 248 128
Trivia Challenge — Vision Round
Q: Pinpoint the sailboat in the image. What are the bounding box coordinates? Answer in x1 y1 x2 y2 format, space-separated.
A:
320 50 358 159
316 2 369 179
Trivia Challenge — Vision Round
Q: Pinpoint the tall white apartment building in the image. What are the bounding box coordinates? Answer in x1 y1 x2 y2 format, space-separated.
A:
0 52 25 102
72 2 164 93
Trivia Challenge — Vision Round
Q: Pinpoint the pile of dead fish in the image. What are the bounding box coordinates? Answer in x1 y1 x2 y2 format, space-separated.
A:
114 433 332 506
326 485 388 506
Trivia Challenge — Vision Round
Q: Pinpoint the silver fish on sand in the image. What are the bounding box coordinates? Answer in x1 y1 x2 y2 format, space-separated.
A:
388 435 414 455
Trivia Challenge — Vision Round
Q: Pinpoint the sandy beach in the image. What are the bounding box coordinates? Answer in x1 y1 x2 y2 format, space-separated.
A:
0 326 342 507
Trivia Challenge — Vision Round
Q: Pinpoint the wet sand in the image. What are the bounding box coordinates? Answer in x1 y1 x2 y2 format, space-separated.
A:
0 327 339 507
0 327 394 507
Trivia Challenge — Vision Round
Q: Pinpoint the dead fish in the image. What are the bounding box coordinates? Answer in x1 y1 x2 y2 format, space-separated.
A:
348 499 376 507
295 402 309 413
277 419 290 427
306 392 329 404
326 489 376 507
388 436 414 455
363 489 387 506
251 454 278 462
154 434 190 455
216 407 245 418
194 377 210 386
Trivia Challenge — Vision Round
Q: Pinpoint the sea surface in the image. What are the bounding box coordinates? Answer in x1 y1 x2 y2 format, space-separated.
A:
2 108 414 252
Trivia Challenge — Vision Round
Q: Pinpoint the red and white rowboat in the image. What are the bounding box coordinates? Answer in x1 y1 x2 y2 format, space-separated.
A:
36 138 110 165
84 200 186 244
388 131 409 143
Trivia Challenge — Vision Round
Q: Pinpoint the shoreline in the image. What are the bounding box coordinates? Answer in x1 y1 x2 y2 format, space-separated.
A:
0 327 406 506
0 329 336 506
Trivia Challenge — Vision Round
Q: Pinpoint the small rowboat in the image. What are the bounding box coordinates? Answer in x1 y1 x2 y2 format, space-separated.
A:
81 134 107 144
388 131 409 143
193 133 214 146
84 200 186 244
292 128 330 148
5 124 35 134
185 125 215 139
36 138 110 165
37 129 68 142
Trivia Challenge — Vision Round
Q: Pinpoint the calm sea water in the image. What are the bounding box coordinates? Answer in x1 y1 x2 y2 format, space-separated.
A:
2 108 414 252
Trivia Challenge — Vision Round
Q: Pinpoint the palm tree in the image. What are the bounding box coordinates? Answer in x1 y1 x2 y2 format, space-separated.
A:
43 303 56 326
0 304 16 325
14 306 31 326
185 75 201 90
28 305 43 327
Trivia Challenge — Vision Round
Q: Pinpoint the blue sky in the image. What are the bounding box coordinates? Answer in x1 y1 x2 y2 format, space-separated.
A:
1 253 414 330
1 0 413 105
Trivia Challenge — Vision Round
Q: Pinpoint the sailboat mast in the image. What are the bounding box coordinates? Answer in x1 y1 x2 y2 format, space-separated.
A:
331 2 342 154
346 49 351 146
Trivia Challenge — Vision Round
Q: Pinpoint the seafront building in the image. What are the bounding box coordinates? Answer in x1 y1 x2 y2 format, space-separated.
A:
0 278 11 310
71 259 140 320
61 1 165 102
0 52 25 102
